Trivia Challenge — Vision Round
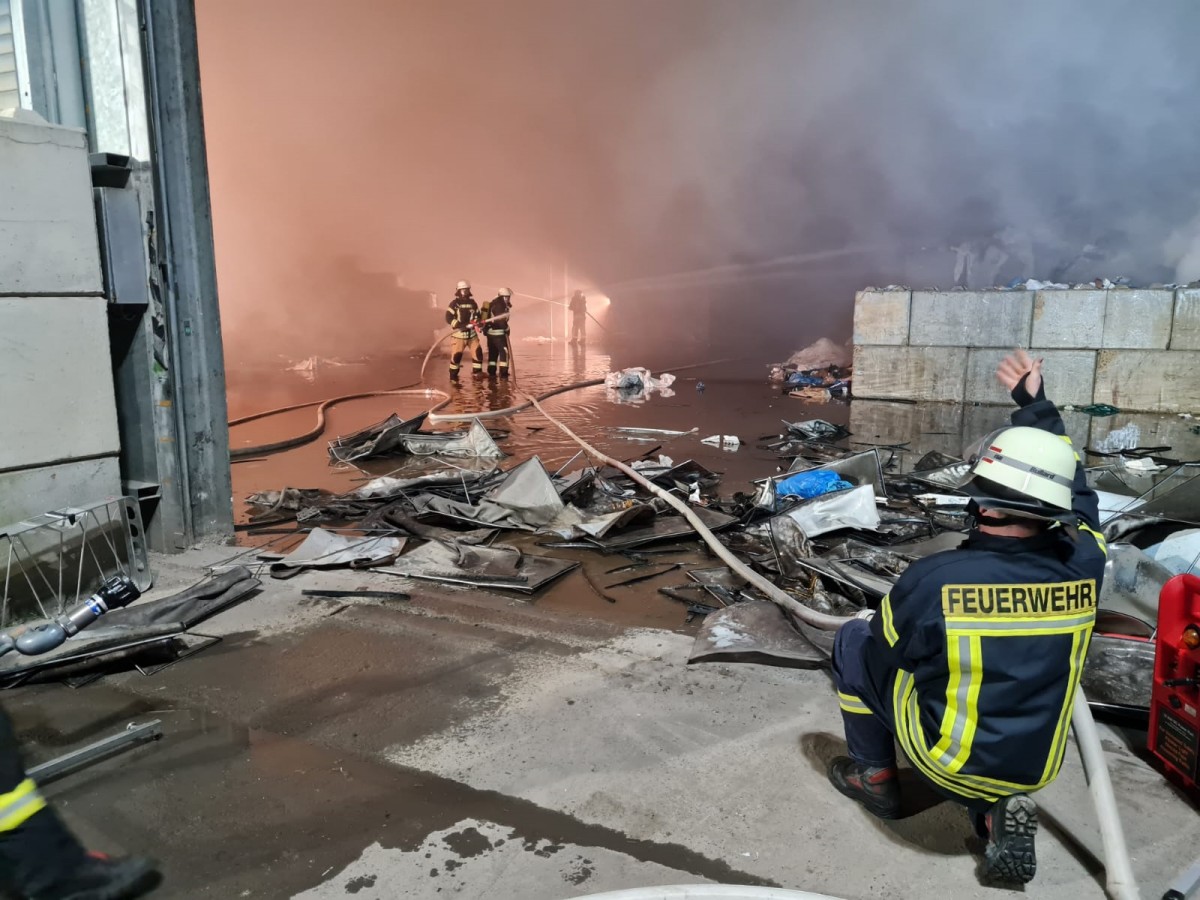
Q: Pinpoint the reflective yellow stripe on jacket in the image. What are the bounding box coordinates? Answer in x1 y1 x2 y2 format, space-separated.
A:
892 603 1093 803
0 779 46 832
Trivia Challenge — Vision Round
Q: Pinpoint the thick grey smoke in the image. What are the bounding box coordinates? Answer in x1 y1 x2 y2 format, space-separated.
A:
197 0 1200 363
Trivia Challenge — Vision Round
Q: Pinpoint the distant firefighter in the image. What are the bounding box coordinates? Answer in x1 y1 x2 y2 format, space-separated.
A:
445 280 483 380
480 287 513 378
568 290 587 344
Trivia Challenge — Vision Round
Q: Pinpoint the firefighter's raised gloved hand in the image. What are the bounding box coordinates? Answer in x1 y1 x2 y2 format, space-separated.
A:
995 349 1046 407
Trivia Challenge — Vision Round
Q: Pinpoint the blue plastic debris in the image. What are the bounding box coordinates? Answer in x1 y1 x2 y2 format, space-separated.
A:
786 372 825 387
775 469 854 499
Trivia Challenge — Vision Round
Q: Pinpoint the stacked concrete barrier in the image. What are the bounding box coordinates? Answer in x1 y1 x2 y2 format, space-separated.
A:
853 287 1200 414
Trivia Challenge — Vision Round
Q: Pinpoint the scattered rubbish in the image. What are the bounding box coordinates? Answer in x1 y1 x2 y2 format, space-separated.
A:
1080 403 1121 417
775 470 852 500
701 434 741 451
604 367 676 402
1094 423 1142 454
782 419 849 441
696 381 706 392
616 427 695 438
769 340 853 403
770 338 852 377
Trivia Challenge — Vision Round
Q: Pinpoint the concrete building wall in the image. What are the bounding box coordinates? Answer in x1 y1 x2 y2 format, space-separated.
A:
853 286 1196 414
0 113 121 523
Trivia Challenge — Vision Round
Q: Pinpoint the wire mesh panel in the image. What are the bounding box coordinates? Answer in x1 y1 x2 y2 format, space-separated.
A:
0 497 151 627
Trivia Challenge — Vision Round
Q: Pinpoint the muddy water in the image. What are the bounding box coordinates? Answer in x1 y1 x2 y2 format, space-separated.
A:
227 343 847 516
225 343 845 632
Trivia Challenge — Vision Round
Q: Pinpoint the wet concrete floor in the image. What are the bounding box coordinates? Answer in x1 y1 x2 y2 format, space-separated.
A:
5 582 779 898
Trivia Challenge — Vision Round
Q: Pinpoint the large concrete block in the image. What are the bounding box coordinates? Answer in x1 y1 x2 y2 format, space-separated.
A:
1094 350 1200 413
0 297 121 469
1102 289 1173 349
1089 413 1200 462
1171 289 1200 350
0 115 102 295
1030 290 1106 348
853 346 967 402
965 349 1096 407
0 456 122 527
852 290 910 345
909 291 1033 348
963 405 1091 457
849 400 965 469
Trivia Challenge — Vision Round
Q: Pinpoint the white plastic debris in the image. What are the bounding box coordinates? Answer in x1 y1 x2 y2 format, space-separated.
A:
604 367 676 402
701 435 741 451
1121 457 1165 473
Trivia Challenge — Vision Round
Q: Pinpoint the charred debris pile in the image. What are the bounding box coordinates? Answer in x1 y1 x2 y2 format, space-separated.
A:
241 410 1200 725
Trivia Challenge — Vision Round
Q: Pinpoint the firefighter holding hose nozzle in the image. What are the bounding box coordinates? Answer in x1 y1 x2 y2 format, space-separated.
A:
445 280 483 381
827 349 1106 885
480 288 513 379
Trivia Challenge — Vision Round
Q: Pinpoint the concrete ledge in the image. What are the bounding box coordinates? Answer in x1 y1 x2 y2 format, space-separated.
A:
0 297 121 469
0 456 122 526
853 346 967 402
1031 290 1106 348
1094 350 1200 413
0 116 102 295
1102 290 1173 349
1171 289 1200 350
909 291 1032 347
965 349 1096 407
852 290 910 345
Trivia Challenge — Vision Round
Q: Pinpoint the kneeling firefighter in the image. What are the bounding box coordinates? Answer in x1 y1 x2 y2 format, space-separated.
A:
480 288 513 378
445 281 483 380
828 349 1106 885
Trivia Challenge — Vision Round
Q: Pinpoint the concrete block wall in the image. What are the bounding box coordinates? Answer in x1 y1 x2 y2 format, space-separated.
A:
0 112 122 524
853 286 1197 414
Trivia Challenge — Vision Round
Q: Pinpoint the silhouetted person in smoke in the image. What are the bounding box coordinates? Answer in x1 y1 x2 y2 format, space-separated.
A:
480 288 513 378
446 280 483 380
568 290 587 344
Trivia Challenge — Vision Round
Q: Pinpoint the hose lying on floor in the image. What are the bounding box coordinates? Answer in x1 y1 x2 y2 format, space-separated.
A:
230 387 448 459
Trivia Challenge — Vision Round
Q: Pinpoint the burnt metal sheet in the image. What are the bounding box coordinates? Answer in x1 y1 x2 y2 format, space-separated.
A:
589 506 738 551
268 529 405 577
328 412 428 462
1081 633 1154 713
689 600 829 669
380 541 577 594
1100 542 1171 628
